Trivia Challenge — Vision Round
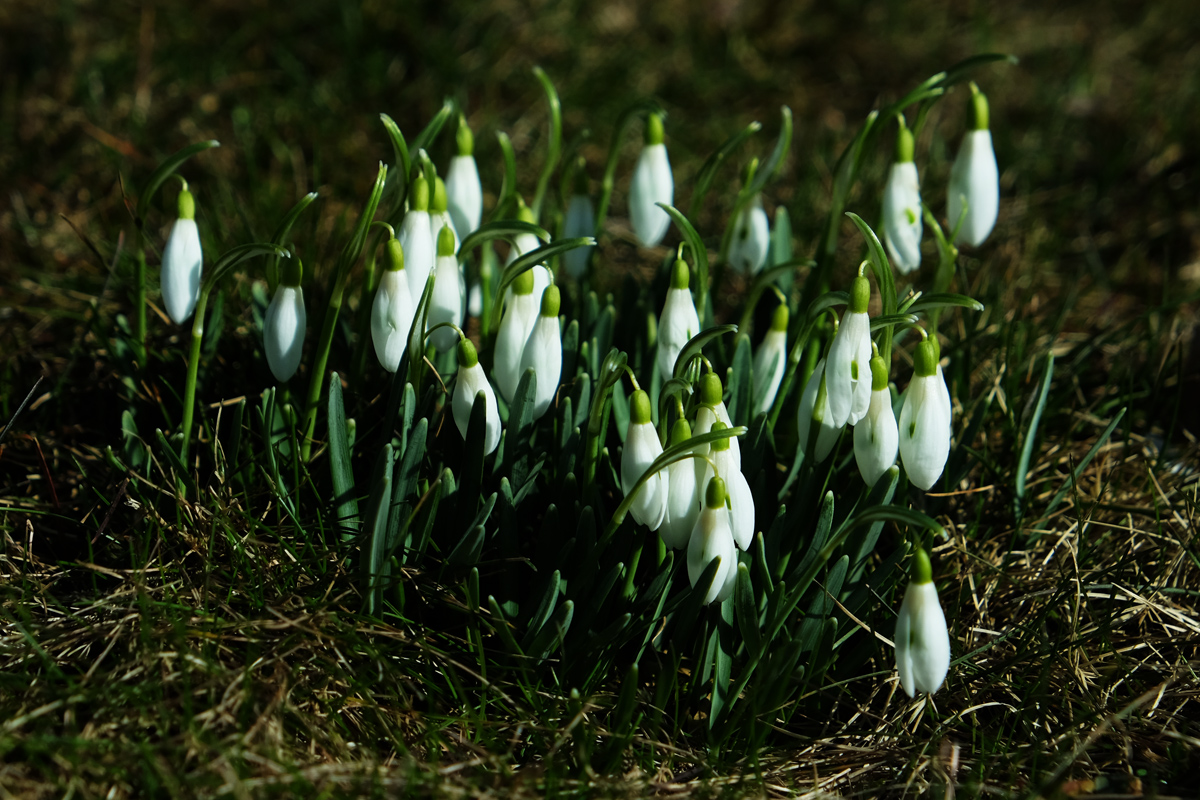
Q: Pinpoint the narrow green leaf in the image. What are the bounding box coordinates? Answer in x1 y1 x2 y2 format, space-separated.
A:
671 324 738 380
327 372 359 544
689 119 762 220
1015 352 1055 511
136 139 220 222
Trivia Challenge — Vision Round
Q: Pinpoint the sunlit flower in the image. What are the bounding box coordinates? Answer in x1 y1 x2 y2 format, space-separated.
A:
629 112 673 247
452 338 501 456
445 118 482 237
656 258 701 383
263 257 305 382
428 176 459 252
687 476 738 605
518 285 562 421
853 351 898 487
898 337 951 491
161 186 203 324
728 193 770 275
492 268 539 403
370 237 415 373
660 418 701 550
895 547 951 697
427 225 463 352
700 422 754 551
399 173 436 300
882 121 923 273
948 83 999 248
693 372 739 469
752 304 788 417
621 389 668 530
796 358 841 465
826 273 873 428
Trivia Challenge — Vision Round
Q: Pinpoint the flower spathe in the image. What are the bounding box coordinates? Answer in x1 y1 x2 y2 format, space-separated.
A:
853 353 899 487
518 285 562 421
687 476 737 605
655 258 701 383
882 122 923 273
948 84 999 248
620 389 668 531
263 257 305 382
452 338 501 456
370 238 415 373
898 338 951 491
752 304 788 417
826 274 873 428
629 112 673 247
161 187 203 324
895 548 951 696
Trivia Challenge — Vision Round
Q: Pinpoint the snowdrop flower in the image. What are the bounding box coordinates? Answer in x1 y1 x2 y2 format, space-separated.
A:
752 303 788 417
882 120 923 273
796 359 842 465
827 273 873 428
693 372 739 469
428 176 459 251
629 112 673 247
728 166 770 275
853 350 898 487
948 83 999 248
895 547 951 697
506 199 553 303
452 338 501 456
562 162 595 281
492 268 539 403
518 285 562 421
427 226 463 353
898 336 951 491
399 173 436 300
655 258 701 383
445 118 482 237
161 185 203 324
263 256 305 382
659 418 700 550
701 422 754 551
620 389 668 531
370 237 415 372
687 476 738 605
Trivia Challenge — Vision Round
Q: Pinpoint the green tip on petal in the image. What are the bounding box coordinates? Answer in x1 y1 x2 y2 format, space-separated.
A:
281 256 303 287
850 274 871 314
770 303 789 332
645 112 664 146
456 117 474 156
914 339 938 377
512 267 535 295
670 417 692 446
517 199 536 224
870 354 889 391
177 188 196 220
457 337 479 368
705 476 726 509
630 389 652 424
386 238 405 272
540 284 560 316
670 258 690 290
895 123 915 164
437 225 456 256
410 174 430 212
700 372 723 407
432 177 449 214
710 420 730 451
970 82 990 131
911 547 933 584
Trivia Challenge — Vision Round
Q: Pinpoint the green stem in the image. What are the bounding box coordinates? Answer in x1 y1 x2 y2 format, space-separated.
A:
179 288 210 462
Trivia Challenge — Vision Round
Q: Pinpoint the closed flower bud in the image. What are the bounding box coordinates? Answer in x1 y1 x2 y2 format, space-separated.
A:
371 237 415 373
161 186 203 324
728 189 770 275
453 338 501 456
752 304 788 416
621 390 669 530
827 274 873 428
399 173 436 300
562 163 595 280
629 112 673 247
660 418 701 550
263 257 306 382
427 225 464 352
518 285 562 421
898 338 951 491
882 122 923 273
687 476 738 605
656 258 701 383
948 83 999 248
895 548 951 697
446 117 483 236
853 352 899 487
493 268 539 403
701 422 754 551
796 359 841 464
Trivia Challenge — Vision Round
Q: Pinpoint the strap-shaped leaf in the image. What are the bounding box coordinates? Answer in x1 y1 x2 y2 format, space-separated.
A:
493 131 519 221
135 139 220 222
265 191 320 292
689 119 762 220
657 203 712 327
671 324 738 381
361 443 395 616
327 372 359 543
530 66 563 220
458 220 550 261
411 98 455 155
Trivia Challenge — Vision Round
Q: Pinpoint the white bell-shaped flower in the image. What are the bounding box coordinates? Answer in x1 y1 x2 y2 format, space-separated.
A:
700 422 754 551
506 198 553 303
428 176 459 252
370 237 415 373
562 163 595 281
687 476 738 605
263 257 306 382
620 389 669 531
895 547 951 697
446 119 482 237
399 173 436 300
659 418 701 550
518 285 562 421
427 226 463 353
728 193 770 275
629 112 673 247
898 337 952 491
655 258 701 383
796 358 842 465
882 122 923 274
826 273 873 428
161 186 203 324
452 338 501 456
694 372 739 469
492 268 539 403
752 303 788 417
853 351 899 487
948 84 999 248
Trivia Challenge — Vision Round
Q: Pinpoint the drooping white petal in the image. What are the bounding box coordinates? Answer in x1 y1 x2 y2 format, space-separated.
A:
897 374 951 491
263 285 305 382
399 210 436 300
728 195 770 275
161 218 203 324
796 359 842 464
562 194 595 280
752 329 787 417
517 311 562 421
445 154 482 236
948 129 999 248
702 449 755 551
620 421 668 531
452 362 501 456
656 286 701 383
895 580 951 696
660 452 700 550
427 254 463 352
371 270 414 373
692 404 740 470
492 291 540 402
686 504 737 605
882 161 923 273
827 310 873 428
854 388 899 487
506 235 553 303
629 143 673 247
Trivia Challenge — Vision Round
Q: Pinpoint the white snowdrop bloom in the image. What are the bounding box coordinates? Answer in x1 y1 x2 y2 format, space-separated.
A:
659 418 701 551
427 226 463 353
452 338 501 456
620 390 669 531
827 274 873 428
948 84 999 248
687 476 738 605
700 422 754 551
518 285 562 421
506 199 553 303
882 123 923 273
655 258 701 383
752 304 788 417
445 120 482 236
492 268 539 403
370 238 415 373
399 173 436 301
796 359 842 465
161 186 203 324
853 353 899 487
263 257 305 382
428 176 459 252
728 193 770 275
694 372 739 469
898 338 952 491
562 173 595 281
895 548 951 697
629 112 673 247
